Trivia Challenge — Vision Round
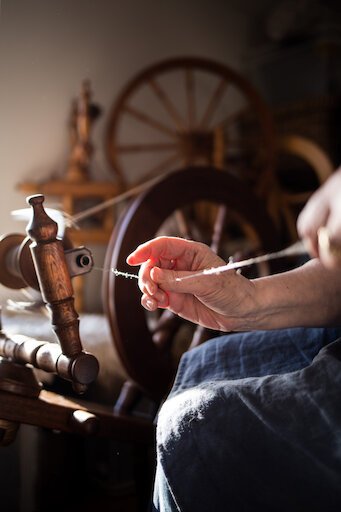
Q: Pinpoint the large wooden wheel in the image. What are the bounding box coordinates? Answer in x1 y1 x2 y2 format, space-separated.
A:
275 135 334 241
102 166 282 401
106 57 276 193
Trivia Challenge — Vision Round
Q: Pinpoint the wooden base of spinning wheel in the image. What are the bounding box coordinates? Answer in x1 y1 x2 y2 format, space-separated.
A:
0 195 153 445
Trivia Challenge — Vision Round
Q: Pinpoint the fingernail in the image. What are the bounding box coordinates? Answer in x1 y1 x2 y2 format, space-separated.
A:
150 267 161 281
158 291 169 309
145 298 154 310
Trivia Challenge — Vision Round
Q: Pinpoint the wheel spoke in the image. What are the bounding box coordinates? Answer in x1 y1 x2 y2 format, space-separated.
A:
104 57 277 397
281 191 313 204
185 68 196 129
187 199 223 351
199 78 228 129
210 204 227 254
116 142 178 153
188 325 206 350
124 105 177 138
212 105 250 130
148 79 186 132
174 209 192 239
152 309 182 351
136 151 183 183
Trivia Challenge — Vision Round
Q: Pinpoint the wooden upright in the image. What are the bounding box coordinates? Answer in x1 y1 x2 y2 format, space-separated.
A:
17 81 122 309
18 80 122 245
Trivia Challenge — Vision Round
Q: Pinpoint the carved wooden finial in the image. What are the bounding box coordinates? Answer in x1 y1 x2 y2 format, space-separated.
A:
26 194 58 243
24 193 99 391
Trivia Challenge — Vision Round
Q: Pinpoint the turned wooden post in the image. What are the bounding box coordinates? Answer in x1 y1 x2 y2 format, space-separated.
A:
27 195 81 356
26 194 98 392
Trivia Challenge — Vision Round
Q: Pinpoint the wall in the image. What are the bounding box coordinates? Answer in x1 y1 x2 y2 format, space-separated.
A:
1 1 339 308
0 0 249 233
0 0 254 311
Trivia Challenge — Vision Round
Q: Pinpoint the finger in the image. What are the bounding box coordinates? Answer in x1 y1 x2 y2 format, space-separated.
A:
139 257 176 295
318 227 341 269
302 236 319 259
151 266 219 295
141 291 169 311
325 204 341 245
141 294 158 311
127 237 174 265
139 260 158 295
297 200 329 257
156 290 169 309
127 242 157 266
126 236 193 266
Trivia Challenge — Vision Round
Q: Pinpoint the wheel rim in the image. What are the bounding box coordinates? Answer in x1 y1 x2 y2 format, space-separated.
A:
106 57 275 193
102 166 282 400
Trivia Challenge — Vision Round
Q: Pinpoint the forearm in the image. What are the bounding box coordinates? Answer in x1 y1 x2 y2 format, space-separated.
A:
243 259 341 331
129 236 341 333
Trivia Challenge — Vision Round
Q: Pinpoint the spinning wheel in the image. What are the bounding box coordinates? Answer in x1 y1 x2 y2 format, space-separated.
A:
106 57 276 192
276 135 334 240
103 166 282 401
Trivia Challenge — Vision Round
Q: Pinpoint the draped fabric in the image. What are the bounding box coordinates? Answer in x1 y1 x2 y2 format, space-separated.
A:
153 327 341 512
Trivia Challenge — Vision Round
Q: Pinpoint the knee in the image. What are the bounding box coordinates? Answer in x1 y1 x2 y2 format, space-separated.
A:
156 383 223 450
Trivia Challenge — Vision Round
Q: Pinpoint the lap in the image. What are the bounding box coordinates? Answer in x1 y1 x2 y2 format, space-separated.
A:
172 327 341 390
155 327 341 512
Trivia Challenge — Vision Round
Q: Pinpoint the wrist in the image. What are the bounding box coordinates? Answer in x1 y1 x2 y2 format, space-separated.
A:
247 260 341 330
219 277 260 332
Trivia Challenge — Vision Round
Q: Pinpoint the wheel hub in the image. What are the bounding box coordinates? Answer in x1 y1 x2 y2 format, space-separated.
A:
178 130 215 163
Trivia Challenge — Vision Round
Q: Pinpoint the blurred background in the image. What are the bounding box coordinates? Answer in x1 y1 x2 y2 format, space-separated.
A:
0 0 340 311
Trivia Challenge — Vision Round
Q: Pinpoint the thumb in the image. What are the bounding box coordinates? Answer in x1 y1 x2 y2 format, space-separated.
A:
151 266 209 295
318 227 341 269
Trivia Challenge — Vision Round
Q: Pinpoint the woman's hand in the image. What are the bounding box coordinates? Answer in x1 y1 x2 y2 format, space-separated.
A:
297 168 341 268
127 236 257 332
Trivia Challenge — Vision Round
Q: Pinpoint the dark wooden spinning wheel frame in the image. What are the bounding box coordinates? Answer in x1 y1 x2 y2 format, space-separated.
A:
106 57 276 193
103 167 281 401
